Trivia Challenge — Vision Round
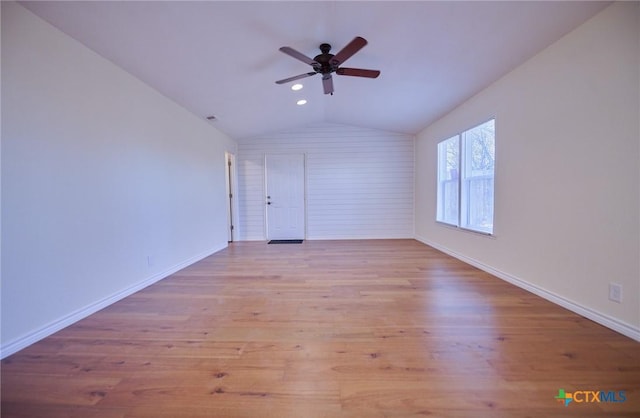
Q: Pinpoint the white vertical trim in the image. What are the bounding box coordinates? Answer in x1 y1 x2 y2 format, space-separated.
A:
225 152 239 242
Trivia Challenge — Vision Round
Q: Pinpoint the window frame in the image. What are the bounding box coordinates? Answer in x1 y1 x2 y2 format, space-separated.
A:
436 118 495 236
436 135 460 227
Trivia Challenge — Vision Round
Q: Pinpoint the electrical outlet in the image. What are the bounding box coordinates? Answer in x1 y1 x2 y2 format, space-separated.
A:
609 283 622 303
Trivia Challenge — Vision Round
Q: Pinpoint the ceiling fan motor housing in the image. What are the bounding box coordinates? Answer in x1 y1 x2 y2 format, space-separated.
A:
313 43 338 74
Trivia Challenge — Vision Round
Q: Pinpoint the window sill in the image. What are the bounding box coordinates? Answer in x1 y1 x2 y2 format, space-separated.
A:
435 221 495 238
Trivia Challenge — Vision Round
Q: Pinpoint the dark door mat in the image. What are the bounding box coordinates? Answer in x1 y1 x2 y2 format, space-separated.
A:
268 239 304 244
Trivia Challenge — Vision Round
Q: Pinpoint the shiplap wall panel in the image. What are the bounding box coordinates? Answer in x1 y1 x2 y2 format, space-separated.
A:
237 123 414 240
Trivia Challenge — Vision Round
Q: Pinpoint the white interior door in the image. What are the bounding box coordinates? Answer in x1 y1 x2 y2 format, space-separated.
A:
265 154 305 240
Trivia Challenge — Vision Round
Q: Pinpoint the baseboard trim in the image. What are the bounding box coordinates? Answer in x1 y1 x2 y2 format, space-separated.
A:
414 235 640 342
0 243 227 359
239 236 414 242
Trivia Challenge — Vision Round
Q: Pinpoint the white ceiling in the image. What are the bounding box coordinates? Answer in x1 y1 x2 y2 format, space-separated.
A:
20 1 609 139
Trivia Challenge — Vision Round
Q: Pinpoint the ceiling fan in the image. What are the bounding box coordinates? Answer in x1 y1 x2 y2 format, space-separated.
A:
275 36 380 95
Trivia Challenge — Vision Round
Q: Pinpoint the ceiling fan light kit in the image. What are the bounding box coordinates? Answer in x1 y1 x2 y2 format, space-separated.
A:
276 36 380 95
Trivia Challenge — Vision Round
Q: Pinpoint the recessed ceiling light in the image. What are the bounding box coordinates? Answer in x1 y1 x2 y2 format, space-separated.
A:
291 84 303 91
296 99 307 106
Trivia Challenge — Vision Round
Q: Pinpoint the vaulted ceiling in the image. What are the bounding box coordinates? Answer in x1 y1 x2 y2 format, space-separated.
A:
21 1 609 139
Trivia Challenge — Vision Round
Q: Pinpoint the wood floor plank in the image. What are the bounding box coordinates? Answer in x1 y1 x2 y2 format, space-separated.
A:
2 239 639 416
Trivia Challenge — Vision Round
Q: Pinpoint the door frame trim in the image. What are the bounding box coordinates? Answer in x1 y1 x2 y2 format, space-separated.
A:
225 152 238 242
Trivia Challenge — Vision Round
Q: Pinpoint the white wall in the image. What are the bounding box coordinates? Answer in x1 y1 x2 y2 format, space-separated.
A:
1 2 237 357
415 2 640 339
237 123 414 240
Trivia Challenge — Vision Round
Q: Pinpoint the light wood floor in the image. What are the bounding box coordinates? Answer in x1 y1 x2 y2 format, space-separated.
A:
1 239 639 417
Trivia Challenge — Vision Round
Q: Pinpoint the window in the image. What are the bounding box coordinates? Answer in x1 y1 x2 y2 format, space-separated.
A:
436 135 459 226
436 119 495 234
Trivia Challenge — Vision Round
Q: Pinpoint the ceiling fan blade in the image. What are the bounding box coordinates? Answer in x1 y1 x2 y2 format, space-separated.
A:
322 74 334 95
336 67 381 78
331 36 367 66
275 72 317 84
279 46 318 66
